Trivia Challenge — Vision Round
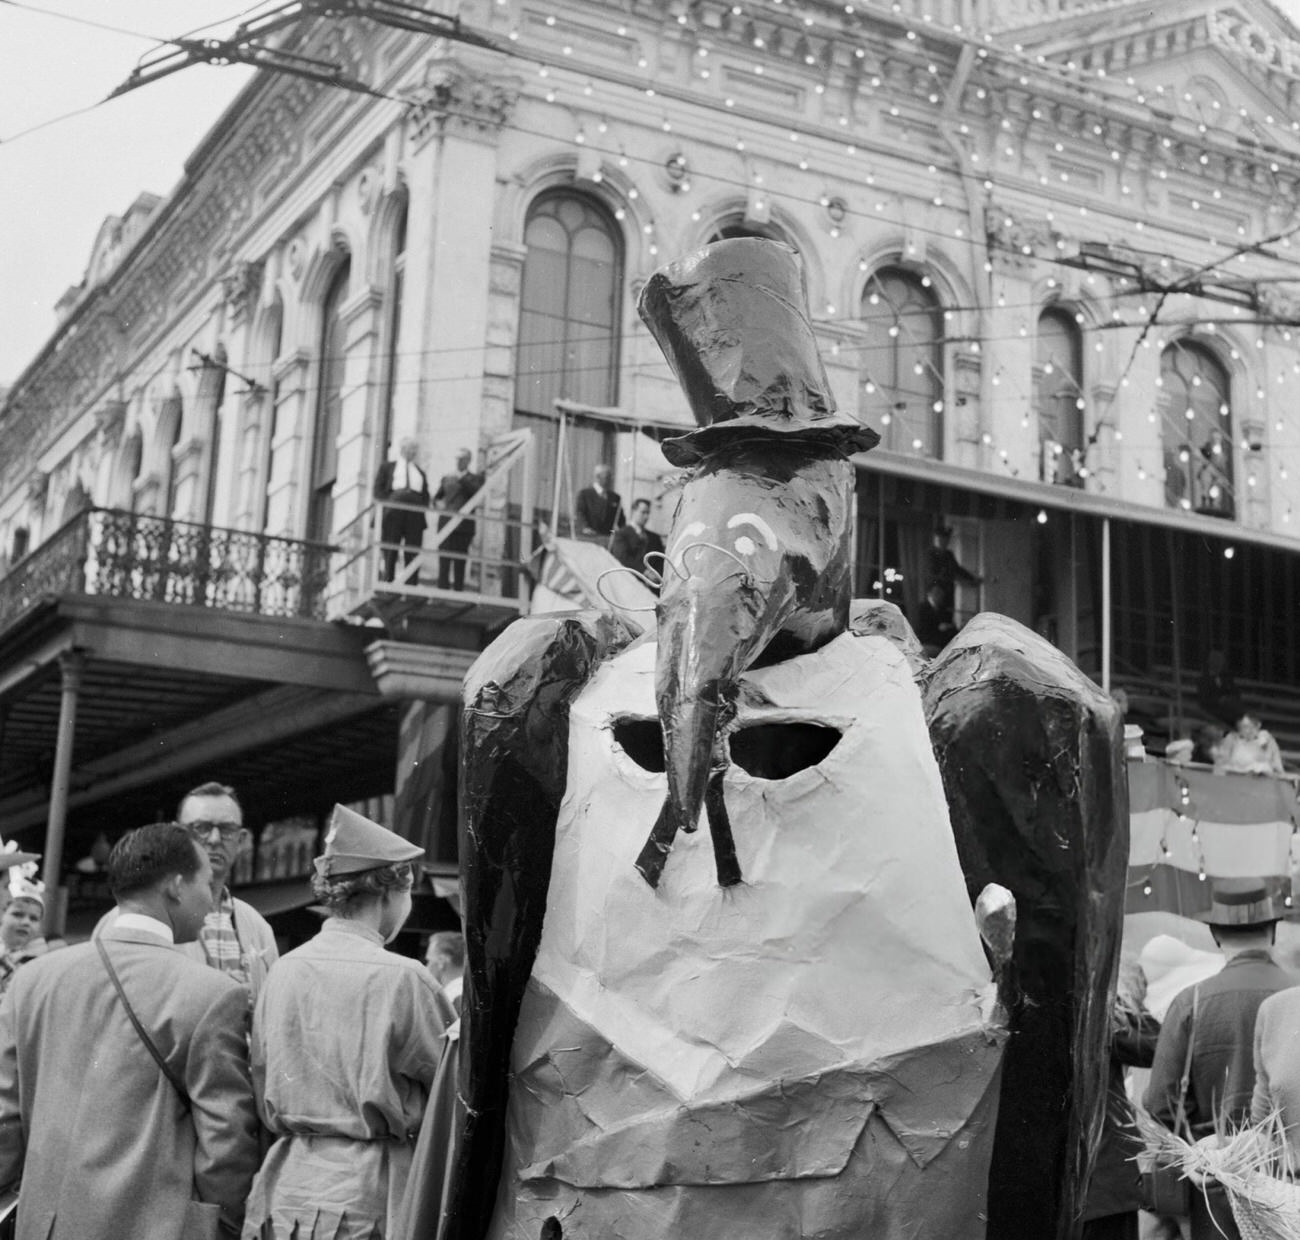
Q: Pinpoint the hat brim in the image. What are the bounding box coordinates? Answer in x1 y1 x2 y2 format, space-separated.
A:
316 847 423 878
1195 904 1281 927
661 418 880 466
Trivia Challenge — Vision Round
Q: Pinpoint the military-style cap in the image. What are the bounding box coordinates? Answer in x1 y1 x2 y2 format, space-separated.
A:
637 237 879 466
1196 878 1281 928
314 804 424 879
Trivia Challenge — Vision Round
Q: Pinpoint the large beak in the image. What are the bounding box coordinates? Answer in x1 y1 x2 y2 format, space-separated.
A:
636 545 792 887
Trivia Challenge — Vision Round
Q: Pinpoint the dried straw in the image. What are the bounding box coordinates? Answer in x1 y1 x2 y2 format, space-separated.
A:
1134 1109 1300 1240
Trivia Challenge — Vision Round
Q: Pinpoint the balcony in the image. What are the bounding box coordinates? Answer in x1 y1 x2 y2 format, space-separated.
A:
0 501 540 649
0 508 335 637
335 499 535 630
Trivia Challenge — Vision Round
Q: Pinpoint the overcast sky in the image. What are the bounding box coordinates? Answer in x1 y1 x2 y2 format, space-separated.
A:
4 0 1300 387
0 1 253 384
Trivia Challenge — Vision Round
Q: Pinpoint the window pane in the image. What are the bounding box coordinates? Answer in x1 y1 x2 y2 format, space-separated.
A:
524 215 568 256
1035 308 1084 485
309 259 350 541
515 192 622 418
860 267 942 458
1160 342 1233 518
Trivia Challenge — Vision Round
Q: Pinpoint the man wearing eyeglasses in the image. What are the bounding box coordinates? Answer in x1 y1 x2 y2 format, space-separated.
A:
97 782 278 1003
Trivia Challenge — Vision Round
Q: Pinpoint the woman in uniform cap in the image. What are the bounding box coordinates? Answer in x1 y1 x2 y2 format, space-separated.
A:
243 805 457 1239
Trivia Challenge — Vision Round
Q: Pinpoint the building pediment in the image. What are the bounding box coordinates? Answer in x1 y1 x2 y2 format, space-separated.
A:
987 2 1300 157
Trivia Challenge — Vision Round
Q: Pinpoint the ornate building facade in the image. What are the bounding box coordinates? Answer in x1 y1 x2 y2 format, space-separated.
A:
4 0 1300 920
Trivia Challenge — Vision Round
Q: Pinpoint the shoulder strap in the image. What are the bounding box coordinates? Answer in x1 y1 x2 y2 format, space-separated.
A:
1173 984 1198 1138
95 937 190 1113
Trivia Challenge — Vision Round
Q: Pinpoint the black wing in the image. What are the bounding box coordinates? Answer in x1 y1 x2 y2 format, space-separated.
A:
922 613 1128 1240
439 610 635 1240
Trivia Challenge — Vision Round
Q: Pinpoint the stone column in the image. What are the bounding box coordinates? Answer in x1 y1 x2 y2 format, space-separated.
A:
263 350 311 536
170 436 207 523
328 285 386 542
42 651 85 937
404 59 519 468
401 60 520 593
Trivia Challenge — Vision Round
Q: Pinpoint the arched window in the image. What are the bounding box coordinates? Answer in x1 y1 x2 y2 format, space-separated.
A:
1160 341 1233 518
860 267 944 459
60 480 90 525
161 393 184 516
112 430 143 511
259 298 284 532
199 344 228 526
516 192 621 415
378 200 407 458
308 258 351 543
514 192 622 526
1035 307 1085 487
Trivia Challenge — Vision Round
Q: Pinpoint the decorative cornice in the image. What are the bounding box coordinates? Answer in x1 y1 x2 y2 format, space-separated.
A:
221 260 266 327
406 60 520 149
986 205 1064 271
95 399 127 449
364 639 478 703
1208 9 1300 86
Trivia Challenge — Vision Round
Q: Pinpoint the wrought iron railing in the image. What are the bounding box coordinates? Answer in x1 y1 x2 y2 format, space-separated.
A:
0 507 336 634
335 499 536 617
0 511 92 632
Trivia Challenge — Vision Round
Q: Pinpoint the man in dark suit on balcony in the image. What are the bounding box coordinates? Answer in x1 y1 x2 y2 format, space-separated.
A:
374 438 430 582
575 463 625 540
609 498 665 576
432 448 483 591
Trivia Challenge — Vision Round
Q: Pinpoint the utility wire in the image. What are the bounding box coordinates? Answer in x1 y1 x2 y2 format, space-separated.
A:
8 5 1300 306
0 0 168 43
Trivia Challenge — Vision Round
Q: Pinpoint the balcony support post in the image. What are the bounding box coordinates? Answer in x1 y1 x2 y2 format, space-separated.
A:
41 651 85 937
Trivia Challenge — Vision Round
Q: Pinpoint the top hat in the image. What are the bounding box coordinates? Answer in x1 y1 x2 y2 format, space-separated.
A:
315 804 424 879
1196 878 1281 928
637 238 880 466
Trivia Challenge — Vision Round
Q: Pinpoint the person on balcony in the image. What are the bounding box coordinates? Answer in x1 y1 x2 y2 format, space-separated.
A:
374 438 430 583
1217 712 1285 776
574 463 625 540
1196 649 1245 730
432 448 483 592
609 497 665 576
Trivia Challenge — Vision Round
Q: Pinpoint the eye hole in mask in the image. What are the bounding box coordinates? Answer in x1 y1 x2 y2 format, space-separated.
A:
729 723 842 780
612 718 665 773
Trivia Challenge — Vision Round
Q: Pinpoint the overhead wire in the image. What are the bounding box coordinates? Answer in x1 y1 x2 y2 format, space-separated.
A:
8 0 1300 288
0 0 169 43
8 0 1300 503
0 0 263 146
7 0 1300 335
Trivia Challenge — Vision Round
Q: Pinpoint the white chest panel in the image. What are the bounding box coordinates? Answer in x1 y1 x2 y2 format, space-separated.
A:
528 631 994 1102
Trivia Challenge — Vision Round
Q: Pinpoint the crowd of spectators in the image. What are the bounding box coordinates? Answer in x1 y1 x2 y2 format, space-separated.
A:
0 786 466 1240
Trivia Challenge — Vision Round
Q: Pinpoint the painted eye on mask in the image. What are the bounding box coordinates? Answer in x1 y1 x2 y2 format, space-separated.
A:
729 723 842 780
727 512 779 560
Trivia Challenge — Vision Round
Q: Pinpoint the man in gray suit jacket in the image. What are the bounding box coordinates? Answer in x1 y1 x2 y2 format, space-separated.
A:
0 823 261 1240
